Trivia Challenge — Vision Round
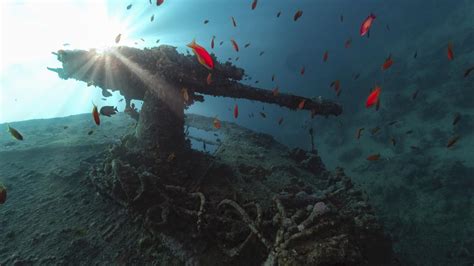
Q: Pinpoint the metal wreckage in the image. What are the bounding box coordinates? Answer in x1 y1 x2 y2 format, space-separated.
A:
49 45 396 265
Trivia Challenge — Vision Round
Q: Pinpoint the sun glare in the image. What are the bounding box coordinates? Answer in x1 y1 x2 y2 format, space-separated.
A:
71 4 131 52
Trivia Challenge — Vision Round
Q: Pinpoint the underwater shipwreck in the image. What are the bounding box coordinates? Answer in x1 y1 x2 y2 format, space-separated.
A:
43 45 396 265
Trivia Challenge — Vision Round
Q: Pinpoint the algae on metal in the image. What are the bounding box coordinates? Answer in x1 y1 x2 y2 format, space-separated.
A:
50 45 395 265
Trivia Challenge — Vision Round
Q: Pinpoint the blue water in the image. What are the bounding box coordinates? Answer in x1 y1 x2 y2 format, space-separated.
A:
1 0 473 265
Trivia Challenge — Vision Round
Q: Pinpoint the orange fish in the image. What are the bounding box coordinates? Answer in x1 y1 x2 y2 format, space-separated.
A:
464 66 474 78
187 39 214 70
344 38 352 48
230 39 239 52
211 36 215 49
298 99 306 109
278 117 284 125
390 137 396 146
234 104 239 118
272 87 279 96
251 0 257 10
360 13 376 36
115 33 121 44
181 88 189 103
167 152 176 162
92 103 100 125
7 125 23 141
300 66 305 75
330 80 340 91
213 117 221 129
371 126 381 135
447 43 454 60
207 73 212 85
382 54 393 70
294 10 303 21
447 135 460 148
366 86 381 108
367 153 381 161
356 127 365 139
156 0 164 6
231 16 237 27
323 50 328 62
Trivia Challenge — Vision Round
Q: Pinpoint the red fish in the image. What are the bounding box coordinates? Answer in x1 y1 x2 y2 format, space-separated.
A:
272 87 279 96
251 0 257 10
213 117 221 129
367 153 381 161
464 66 474 78
330 80 340 91
207 73 212 85
92 103 100 125
344 38 352 48
323 50 328 62
211 36 215 49
447 43 454 61
231 39 239 52
187 39 214 70
298 99 306 109
366 86 381 108
382 54 393 70
0 183 6 204
360 13 376 36
300 66 305 75
234 104 239 118
294 10 303 21
447 135 460 148
0 183 7 204
156 0 164 6
231 16 237 27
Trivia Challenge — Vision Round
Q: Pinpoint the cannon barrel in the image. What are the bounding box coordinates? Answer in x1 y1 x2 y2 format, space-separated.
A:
49 45 342 116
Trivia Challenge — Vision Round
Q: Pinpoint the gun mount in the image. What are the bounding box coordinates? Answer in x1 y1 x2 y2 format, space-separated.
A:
50 45 394 265
50 45 341 154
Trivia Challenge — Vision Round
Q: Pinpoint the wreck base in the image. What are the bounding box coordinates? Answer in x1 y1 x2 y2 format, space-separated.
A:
88 114 396 265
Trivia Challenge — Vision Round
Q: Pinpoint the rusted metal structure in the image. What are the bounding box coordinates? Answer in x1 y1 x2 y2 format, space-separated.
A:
49 46 394 265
